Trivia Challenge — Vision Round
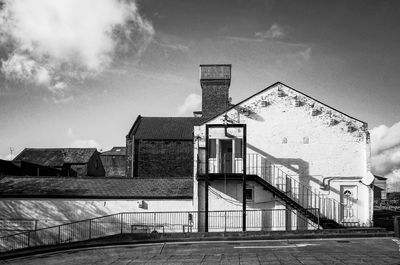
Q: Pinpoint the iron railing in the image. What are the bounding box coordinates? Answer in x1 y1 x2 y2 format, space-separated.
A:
198 153 346 225
0 209 317 253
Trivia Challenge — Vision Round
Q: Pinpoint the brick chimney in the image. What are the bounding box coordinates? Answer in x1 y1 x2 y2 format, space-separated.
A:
200 64 231 118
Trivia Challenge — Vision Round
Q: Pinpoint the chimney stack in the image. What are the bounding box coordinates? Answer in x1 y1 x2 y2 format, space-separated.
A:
199 64 231 118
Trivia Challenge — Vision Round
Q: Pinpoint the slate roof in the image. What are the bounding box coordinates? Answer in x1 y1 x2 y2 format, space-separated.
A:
374 175 387 181
101 147 126 156
0 176 193 199
13 148 98 167
129 116 204 140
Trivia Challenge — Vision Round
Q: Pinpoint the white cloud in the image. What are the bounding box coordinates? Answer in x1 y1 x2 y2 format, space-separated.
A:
177 93 201 115
0 0 154 100
370 121 400 185
255 24 286 40
71 139 101 150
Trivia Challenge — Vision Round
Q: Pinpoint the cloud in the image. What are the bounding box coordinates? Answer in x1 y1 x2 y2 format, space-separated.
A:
71 139 101 150
370 121 400 185
177 93 201 115
255 24 286 40
0 0 154 100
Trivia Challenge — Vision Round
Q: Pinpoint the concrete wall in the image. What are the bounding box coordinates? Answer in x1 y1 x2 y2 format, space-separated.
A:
0 198 193 235
194 83 372 226
136 140 193 178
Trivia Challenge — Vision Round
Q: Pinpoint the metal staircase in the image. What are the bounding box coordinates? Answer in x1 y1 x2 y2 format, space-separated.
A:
200 153 345 228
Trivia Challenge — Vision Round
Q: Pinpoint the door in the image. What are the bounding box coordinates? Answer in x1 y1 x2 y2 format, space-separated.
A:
220 140 233 173
340 185 358 223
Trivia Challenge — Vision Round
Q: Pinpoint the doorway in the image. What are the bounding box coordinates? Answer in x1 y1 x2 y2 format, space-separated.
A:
340 185 358 223
220 140 233 173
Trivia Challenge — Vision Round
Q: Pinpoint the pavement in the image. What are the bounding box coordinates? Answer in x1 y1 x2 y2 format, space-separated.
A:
1 237 399 265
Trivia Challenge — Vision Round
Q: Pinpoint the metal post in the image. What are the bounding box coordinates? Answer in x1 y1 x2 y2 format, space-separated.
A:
120 213 123 234
224 211 227 232
205 125 209 232
27 231 31 248
242 124 247 232
89 219 92 239
58 226 61 244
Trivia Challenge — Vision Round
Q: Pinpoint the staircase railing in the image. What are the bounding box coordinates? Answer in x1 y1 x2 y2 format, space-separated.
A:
199 153 345 225
247 153 344 224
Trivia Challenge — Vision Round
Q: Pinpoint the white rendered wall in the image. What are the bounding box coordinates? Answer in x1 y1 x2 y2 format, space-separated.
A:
0 198 193 233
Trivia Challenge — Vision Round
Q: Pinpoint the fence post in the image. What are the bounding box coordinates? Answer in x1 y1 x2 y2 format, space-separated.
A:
318 210 321 230
34 220 38 231
58 226 61 244
27 231 31 248
120 213 123 234
224 211 227 232
89 219 92 239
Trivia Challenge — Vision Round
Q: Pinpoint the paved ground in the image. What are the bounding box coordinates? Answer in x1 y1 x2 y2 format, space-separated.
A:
1 237 399 265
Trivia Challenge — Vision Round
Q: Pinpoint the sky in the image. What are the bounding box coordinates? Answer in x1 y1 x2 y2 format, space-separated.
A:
0 0 400 187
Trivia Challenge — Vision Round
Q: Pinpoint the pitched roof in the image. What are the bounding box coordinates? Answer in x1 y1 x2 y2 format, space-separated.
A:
128 116 204 140
200 81 366 126
101 147 126 156
374 175 387 181
0 176 193 199
13 148 98 167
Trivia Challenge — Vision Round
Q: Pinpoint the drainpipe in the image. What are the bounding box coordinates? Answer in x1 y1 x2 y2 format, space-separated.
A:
321 176 363 190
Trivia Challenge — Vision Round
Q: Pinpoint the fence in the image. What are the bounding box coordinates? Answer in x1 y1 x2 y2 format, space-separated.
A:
0 209 318 253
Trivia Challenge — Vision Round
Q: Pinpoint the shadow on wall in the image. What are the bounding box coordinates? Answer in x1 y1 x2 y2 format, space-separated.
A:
0 200 111 234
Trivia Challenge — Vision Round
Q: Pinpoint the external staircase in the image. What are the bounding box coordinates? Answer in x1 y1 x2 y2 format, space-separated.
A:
198 153 346 229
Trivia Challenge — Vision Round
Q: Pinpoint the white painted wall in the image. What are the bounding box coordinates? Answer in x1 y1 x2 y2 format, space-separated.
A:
194 83 372 226
0 198 193 234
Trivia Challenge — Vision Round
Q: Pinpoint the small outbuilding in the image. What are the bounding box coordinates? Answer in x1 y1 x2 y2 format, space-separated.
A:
13 148 105 177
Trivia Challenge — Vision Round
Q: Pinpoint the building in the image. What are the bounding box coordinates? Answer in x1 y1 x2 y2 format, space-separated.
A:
373 175 387 204
0 159 61 177
13 148 105 177
126 116 203 178
0 64 373 234
124 64 373 229
100 147 126 177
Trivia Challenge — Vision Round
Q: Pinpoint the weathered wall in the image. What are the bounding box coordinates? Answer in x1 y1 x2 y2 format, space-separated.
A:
0 198 193 234
86 152 105 177
100 155 126 177
194 83 372 226
136 140 193 178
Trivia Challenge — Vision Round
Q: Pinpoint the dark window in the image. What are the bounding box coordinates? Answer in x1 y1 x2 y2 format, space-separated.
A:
245 188 254 201
234 139 243 158
209 139 216 158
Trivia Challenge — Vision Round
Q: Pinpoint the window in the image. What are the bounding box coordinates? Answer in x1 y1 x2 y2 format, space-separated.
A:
234 138 243 158
245 187 254 201
208 139 216 158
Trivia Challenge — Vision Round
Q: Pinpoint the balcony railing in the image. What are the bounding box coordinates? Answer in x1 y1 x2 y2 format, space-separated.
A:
198 153 346 225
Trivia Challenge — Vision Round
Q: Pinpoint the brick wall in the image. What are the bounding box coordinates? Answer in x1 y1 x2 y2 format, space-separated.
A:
136 140 193 178
201 83 230 118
